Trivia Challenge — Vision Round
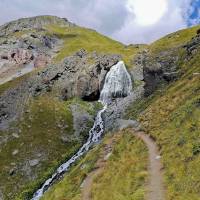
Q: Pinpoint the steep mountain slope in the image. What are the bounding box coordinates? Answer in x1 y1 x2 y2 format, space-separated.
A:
40 25 200 200
127 25 200 200
0 16 144 200
0 15 200 200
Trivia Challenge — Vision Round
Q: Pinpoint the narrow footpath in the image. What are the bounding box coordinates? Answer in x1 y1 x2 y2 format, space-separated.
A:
81 130 165 200
81 135 117 200
135 131 165 200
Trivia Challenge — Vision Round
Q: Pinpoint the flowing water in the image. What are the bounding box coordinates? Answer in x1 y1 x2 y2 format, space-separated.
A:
31 61 132 200
32 104 107 200
100 61 132 105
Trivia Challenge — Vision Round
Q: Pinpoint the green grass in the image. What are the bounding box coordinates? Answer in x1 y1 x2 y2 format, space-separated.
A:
91 130 148 200
127 46 200 199
149 25 200 54
0 94 98 200
41 136 101 200
46 25 144 67
65 97 103 116
1 21 200 200
0 73 30 95
41 130 148 200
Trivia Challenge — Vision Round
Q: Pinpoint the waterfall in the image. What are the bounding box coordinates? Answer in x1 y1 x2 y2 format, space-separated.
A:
31 61 132 200
100 61 132 105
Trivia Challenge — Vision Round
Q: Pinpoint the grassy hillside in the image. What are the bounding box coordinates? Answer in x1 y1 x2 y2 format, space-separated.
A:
38 24 200 200
127 27 200 199
0 17 145 199
1 16 200 200
149 25 200 54
0 88 100 199
91 130 148 200
46 25 144 67
41 130 148 200
0 17 142 199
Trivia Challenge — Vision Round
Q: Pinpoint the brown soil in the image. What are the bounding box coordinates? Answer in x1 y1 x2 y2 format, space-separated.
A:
81 135 119 200
135 131 165 200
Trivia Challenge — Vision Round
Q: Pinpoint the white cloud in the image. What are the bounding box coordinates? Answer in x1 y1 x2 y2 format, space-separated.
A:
126 0 168 26
112 0 193 44
0 0 196 44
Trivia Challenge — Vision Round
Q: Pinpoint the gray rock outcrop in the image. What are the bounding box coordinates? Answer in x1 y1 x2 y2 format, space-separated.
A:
142 32 200 96
0 15 74 36
103 85 144 131
31 50 121 100
0 16 68 85
0 49 121 129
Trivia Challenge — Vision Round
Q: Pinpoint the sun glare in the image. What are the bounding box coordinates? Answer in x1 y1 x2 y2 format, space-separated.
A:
127 0 168 26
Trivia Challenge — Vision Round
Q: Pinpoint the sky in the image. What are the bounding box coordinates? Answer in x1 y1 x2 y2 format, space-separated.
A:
0 0 199 44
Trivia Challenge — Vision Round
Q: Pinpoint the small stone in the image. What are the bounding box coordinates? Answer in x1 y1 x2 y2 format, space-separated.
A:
60 136 68 143
12 133 19 138
20 143 24 146
104 152 112 160
57 124 62 128
9 168 15 176
12 149 19 156
11 162 16 166
193 72 200 76
80 164 87 170
37 153 42 157
155 155 161 160
29 159 39 167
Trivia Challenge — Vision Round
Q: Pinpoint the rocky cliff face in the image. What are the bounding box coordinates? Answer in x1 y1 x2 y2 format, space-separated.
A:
0 16 69 85
142 28 200 96
33 49 121 101
0 49 121 130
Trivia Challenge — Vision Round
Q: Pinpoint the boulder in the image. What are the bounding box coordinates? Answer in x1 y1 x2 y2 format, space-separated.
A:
9 49 34 65
12 149 19 156
76 74 100 101
29 159 39 167
32 49 121 101
34 54 49 68
70 104 94 138
143 50 179 96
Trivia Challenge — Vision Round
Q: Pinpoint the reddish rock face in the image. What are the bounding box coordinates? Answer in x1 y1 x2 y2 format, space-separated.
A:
34 54 49 68
9 49 34 65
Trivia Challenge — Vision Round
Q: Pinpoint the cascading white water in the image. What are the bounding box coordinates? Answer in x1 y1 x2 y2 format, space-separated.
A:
100 61 132 105
31 61 132 200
